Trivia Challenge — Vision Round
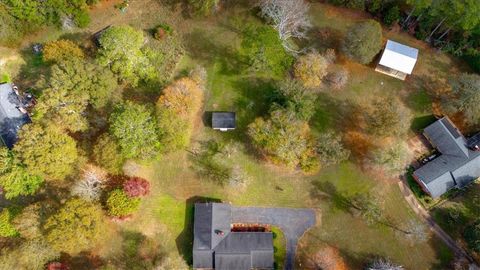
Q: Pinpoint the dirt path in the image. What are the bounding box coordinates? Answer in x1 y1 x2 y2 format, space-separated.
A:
397 178 478 266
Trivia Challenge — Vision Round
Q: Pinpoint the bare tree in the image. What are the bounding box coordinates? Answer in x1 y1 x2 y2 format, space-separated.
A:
71 165 107 201
257 0 312 53
367 258 404 270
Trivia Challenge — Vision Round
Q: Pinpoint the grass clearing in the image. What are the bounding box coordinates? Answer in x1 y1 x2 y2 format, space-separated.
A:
4 0 465 268
272 226 286 270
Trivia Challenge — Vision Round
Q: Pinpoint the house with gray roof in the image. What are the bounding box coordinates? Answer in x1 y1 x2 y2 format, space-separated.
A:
413 117 480 198
0 83 31 148
193 203 274 270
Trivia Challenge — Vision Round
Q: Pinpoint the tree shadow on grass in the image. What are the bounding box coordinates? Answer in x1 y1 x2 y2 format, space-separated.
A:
306 26 344 52
16 46 49 90
410 114 436 133
309 180 356 214
183 28 245 75
175 196 222 266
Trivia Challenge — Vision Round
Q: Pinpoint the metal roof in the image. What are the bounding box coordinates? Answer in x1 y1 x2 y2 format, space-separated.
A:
193 203 274 270
413 117 480 198
0 83 31 148
378 40 418 74
212 112 236 129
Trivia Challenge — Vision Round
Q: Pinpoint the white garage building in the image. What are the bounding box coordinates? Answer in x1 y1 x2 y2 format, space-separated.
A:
375 39 419 80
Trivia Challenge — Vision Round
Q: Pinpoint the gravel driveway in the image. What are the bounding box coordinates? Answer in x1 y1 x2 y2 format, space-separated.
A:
231 206 316 270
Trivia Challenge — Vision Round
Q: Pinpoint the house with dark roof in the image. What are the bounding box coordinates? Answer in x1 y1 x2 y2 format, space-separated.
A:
212 112 236 132
193 203 274 270
413 117 480 198
0 83 31 148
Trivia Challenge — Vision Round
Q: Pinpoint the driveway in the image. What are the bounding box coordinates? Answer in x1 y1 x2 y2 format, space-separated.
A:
231 206 316 270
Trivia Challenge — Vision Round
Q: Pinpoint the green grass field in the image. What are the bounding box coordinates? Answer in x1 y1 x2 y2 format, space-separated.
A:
272 226 287 270
1 0 466 268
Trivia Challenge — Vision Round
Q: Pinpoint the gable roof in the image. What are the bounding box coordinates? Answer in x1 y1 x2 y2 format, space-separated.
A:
414 117 480 198
212 112 236 129
378 40 419 74
0 83 31 148
193 203 274 270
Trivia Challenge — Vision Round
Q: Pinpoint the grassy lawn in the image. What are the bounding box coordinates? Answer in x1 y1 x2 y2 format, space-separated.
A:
2 0 467 268
272 226 286 270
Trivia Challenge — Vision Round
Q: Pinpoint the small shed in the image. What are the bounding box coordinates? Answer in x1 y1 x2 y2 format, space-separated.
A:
375 40 419 80
212 112 236 132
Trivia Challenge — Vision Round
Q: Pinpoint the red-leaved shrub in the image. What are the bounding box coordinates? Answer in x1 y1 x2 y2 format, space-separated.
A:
123 177 150 197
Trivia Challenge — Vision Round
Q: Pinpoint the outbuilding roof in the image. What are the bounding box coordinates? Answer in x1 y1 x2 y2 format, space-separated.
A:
212 112 236 130
378 40 419 74
0 83 31 148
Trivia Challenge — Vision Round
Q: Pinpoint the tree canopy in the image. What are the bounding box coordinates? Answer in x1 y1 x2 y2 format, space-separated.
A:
316 131 350 167
14 124 78 180
110 101 160 159
241 25 294 76
44 198 106 254
93 134 126 174
0 147 43 199
187 0 220 16
156 77 204 150
97 25 156 86
35 58 118 131
341 20 383 64
248 109 319 172
293 52 329 88
444 73 480 125
42 39 85 63
269 79 317 121
106 189 141 217
366 97 411 137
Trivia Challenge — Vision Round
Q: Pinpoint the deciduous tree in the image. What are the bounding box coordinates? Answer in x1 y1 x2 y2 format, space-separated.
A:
156 77 204 150
248 109 319 172
110 102 160 159
0 208 18 237
270 79 317 121
371 142 409 174
187 0 220 16
367 258 403 270
12 203 43 239
0 147 43 199
0 239 59 270
293 52 329 88
44 198 106 254
71 165 108 202
14 123 78 180
241 25 294 76
97 25 156 86
316 131 350 166
43 39 84 63
341 20 383 64
35 58 118 131
465 219 480 252
444 73 480 125
365 97 411 137
93 134 126 174
257 0 312 53
123 177 150 197
106 189 141 217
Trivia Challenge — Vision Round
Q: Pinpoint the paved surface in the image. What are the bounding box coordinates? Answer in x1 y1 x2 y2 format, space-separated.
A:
231 206 316 270
398 178 478 266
